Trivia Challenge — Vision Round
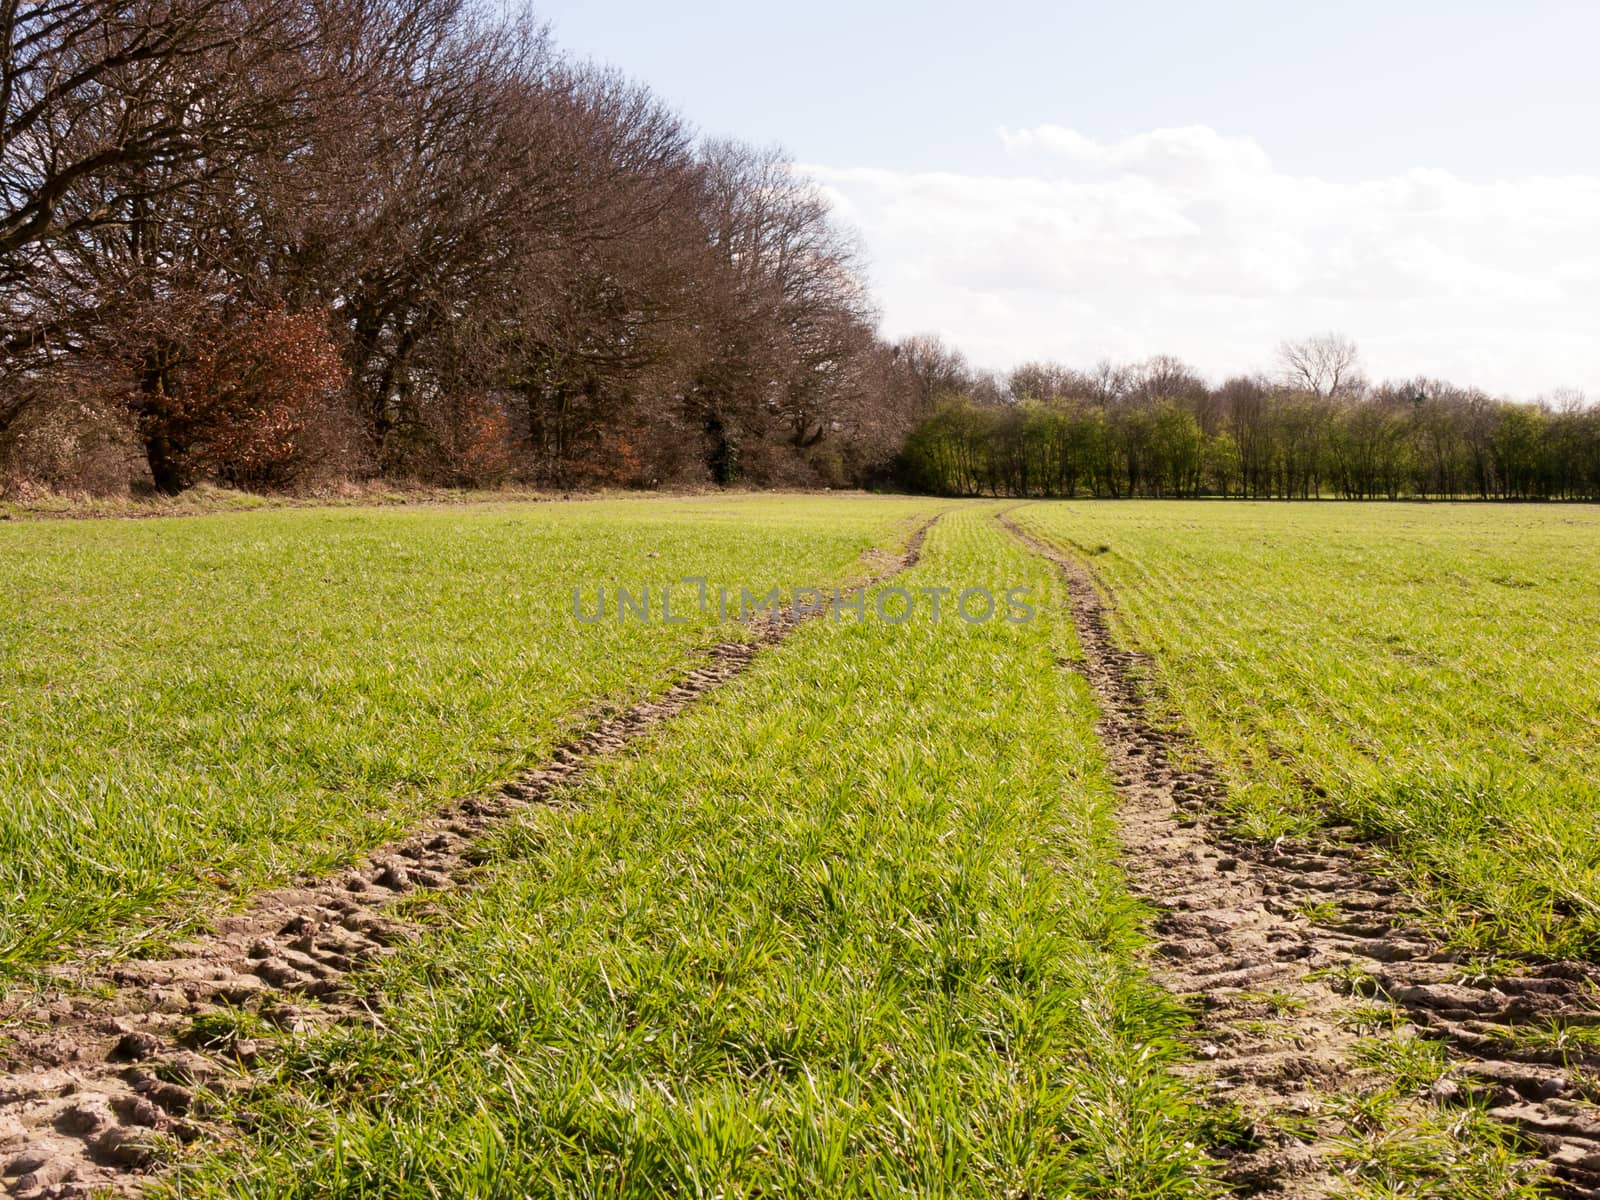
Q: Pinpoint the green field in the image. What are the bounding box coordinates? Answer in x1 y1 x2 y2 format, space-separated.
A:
1014 502 1600 960
169 509 1219 1198
4 495 1596 1196
0 496 932 973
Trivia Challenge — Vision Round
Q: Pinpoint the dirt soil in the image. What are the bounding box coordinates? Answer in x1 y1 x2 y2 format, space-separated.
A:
0 520 934 1199
1002 512 1600 1199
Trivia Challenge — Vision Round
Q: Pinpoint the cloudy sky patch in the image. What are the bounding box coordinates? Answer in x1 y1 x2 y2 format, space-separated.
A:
536 1 1600 397
808 125 1600 394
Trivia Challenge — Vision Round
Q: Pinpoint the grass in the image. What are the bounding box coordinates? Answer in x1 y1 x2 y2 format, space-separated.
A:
1482 1019 1600 1065
0 482 807 523
1331 1100 1540 1200
2 497 1558 1195
0 494 934 975
1013 501 1600 961
163 507 1221 1199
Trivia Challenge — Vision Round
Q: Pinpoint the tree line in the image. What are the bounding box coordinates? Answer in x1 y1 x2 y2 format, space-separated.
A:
0 0 925 495
4 6 1594 504
897 335 1600 501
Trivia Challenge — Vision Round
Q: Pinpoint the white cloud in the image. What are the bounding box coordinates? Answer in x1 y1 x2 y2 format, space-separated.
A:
999 124 1275 185
806 126 1600 396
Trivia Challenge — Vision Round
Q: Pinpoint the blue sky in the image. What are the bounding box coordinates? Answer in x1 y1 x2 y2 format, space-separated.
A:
538 1 1600 395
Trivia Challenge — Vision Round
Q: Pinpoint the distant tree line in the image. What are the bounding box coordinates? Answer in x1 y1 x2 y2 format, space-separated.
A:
897 335 1600 501
0 0 925 495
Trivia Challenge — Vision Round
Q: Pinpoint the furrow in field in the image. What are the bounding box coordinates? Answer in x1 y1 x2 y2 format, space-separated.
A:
1002 513 1600 1200
155 506 1217 1198
0 519 936 1200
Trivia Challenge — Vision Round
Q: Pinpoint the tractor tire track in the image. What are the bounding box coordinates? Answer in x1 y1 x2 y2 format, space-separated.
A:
0 518 936 1200
1002 513 1600 1199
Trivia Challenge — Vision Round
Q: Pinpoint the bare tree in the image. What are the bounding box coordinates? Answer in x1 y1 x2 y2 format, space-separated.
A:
0 0 315 316
895 334 970 411
1277 333 1364 400
686 140 876 482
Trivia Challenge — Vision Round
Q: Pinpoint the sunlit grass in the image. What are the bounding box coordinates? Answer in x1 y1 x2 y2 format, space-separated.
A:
164 508 1218 1198
1015 501 1600 960
0 494 933 974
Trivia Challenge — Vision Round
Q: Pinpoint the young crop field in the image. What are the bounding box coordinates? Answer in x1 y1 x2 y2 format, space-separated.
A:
163 508 1222 1198
1013 502 1600 962
2 496 1598 1199
0 496 932 975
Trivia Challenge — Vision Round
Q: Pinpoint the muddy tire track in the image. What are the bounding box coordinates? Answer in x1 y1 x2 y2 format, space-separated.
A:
1002 514 1600 1199
0 519 936 1199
